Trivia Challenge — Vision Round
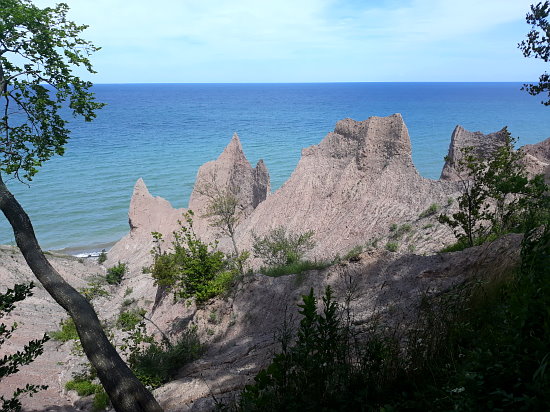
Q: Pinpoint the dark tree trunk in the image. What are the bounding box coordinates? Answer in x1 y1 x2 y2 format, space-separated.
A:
0 173 163 412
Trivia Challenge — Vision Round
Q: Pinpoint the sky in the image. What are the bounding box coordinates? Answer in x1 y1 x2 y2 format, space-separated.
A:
35 0 547 83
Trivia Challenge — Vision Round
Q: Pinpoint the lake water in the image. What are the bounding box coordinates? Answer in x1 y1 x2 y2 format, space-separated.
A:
1 83 548 252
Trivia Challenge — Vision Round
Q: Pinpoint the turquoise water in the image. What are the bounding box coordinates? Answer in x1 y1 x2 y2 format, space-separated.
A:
1 83 549 252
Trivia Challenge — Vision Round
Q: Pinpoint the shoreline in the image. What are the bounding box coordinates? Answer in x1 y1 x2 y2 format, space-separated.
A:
50 240 118 258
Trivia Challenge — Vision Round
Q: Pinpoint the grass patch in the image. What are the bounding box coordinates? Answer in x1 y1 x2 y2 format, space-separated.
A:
342 245 363 261
440 233 500 253
260 260 329 277
50 318 78 341
65 379 102 397
419 203 440 219
389 223 413 240
385 242 398 252
65 374 109 411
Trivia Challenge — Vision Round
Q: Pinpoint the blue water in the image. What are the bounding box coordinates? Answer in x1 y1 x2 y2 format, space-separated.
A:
1 83 549 252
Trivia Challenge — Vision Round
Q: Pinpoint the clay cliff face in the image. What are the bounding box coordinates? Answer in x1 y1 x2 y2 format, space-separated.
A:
440 125 509 181
236 114 458 259
3 115 548 411
108 115 550 269
188 133 270 217
521 137 550 183
106 178 186 271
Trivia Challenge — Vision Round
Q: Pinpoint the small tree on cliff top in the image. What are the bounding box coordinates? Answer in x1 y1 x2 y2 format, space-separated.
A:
439 129 549 248
0 1 161 410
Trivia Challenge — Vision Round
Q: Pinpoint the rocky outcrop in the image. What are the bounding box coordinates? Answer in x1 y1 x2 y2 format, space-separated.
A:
440 126 509 181
4 113 548 410
521 137 550 183
107 135 271 270
236 114 458 259
188 133 270 218
105 178 186 271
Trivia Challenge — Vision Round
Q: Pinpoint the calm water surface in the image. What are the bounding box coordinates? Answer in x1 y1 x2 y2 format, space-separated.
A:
1 83 548 252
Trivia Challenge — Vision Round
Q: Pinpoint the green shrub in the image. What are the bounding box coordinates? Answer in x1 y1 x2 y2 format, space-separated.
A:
438 131 549 248
97 249 107 264
194 270 235 303
50 317 79 341
260 260 329 277
128 327 203 389
419 203 440 218
385 242 398 252
236 287 399 411
106 262 126 285
79 279 109 302
252 227 315 266
150 212 236 304
116 308 146 331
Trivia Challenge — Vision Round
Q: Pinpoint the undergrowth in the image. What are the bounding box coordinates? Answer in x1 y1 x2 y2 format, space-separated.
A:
50 318 79 342
226 224 550 411
260 260 329 277
124 324 203 389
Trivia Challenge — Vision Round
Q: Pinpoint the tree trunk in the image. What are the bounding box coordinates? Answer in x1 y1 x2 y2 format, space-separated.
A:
0 173 163 412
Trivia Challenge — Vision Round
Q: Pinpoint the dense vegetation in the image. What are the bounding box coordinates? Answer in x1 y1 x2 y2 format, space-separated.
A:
226 223 550 411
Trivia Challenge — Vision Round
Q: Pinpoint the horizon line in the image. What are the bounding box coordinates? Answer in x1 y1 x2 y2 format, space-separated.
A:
90 81 534 85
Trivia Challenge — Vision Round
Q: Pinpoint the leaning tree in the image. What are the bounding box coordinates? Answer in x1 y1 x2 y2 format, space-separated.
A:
0 1 162 410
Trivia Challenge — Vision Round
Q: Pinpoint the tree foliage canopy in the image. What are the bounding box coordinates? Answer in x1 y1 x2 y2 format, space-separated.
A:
519 1 550 105
0 0 104 180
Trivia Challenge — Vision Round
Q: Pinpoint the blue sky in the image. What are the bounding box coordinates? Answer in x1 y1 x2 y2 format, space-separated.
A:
37 0 546 83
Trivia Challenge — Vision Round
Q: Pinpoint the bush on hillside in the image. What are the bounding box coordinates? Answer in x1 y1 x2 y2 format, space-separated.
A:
252 227 315 267
150 211 236 304
106 262 126 285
